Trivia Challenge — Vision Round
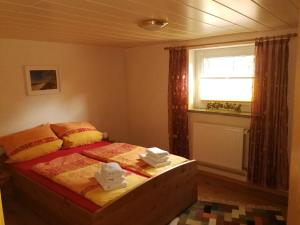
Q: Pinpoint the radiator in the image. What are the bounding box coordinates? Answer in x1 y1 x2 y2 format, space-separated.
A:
192 123 248 174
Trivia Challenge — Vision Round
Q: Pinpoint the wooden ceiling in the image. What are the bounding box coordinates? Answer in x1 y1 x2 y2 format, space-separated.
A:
0 0 298 47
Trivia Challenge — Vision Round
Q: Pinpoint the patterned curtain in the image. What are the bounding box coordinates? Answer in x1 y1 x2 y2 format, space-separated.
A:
248 38 290 189
168 48 189 158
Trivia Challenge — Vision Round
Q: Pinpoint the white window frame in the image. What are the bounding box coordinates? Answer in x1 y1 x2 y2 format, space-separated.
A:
189 44 255 114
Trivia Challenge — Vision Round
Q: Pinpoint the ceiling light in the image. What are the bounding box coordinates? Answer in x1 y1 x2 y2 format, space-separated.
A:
139 19 168 31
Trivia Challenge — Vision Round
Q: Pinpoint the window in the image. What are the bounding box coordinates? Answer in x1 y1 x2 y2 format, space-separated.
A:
189 44 254 114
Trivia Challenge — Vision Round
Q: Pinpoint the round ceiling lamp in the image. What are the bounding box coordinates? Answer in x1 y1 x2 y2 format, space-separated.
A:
139 19 168 31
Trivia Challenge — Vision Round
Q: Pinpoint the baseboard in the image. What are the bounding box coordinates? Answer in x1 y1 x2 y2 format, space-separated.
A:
195 161 247 182
196 161 246 176
197 169 288 205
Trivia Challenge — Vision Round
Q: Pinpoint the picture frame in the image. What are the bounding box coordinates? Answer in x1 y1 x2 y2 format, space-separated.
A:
24 66 60 95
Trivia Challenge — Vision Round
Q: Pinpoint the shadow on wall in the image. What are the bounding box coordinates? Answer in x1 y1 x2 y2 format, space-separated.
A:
0 76 129 143
85 81 129 143
0 39 128 139
0 90 90 136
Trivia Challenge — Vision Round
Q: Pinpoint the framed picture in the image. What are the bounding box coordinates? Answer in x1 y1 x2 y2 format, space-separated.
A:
25 66 60 95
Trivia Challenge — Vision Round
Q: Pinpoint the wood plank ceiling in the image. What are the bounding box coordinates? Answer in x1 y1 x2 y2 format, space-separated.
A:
0 0 298 47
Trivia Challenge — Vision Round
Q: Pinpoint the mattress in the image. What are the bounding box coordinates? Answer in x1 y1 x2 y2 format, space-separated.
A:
32 152 147 207
8 141 111 212
8 141 188 212
82 143 188 177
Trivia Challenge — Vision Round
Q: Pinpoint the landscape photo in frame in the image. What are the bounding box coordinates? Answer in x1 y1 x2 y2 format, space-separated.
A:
25 66 60 95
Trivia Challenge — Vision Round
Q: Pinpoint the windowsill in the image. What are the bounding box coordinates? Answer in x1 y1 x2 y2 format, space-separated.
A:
188 108 251 118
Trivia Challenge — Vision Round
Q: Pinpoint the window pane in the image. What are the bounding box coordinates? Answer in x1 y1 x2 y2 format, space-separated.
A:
232 56 254 77
202 57 233 77
199 78 253 102
202 55 254 78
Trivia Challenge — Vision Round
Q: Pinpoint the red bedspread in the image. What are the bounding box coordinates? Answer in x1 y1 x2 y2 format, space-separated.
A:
8 141 111 213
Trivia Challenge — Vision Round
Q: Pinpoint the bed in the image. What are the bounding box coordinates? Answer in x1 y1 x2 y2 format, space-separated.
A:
6 141 198 225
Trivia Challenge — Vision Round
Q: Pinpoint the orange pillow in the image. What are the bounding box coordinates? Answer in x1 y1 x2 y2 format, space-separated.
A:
51 122 103 148
0 124 63 162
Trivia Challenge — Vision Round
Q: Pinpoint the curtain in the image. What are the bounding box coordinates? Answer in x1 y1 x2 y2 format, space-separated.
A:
248 38 290 189
168 48 189 158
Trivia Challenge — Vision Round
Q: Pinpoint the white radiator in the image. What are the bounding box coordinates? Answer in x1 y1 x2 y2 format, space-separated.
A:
192 123 248 173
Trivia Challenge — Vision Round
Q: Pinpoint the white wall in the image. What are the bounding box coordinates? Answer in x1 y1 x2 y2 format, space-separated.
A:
0 29 297 179
125 45 169 149
125 29 297 178
0 39 128 141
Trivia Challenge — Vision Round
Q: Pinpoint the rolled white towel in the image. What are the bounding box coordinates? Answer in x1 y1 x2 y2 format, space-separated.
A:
139 153 171 168
146 147 169 159
101 162 125 178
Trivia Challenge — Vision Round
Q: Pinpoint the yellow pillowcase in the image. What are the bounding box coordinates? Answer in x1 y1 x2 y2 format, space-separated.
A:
51 122 103 148
8 139 63 163
0 124 63 162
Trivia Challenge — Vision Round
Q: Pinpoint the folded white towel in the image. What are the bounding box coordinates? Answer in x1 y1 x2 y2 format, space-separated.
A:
146 147 169 159
139 153 171 168
96 172 126 183
100 179 127 191
95 172 127 191
100 170 125 180
169 217 180 225
101 162 125 177
146 153 169 163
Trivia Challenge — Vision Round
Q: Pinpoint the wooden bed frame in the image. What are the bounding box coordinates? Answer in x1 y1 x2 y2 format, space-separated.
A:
9 160 198 225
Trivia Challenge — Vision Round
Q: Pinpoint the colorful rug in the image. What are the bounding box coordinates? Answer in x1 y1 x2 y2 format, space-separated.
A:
171 201 286 225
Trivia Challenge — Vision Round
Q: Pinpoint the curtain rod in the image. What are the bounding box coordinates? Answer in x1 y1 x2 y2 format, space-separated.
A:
164 33 297 50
